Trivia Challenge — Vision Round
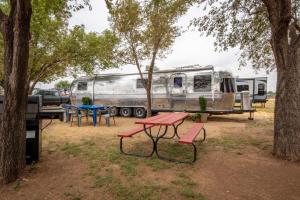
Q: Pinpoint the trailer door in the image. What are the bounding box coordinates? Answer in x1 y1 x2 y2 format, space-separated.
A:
169 73 187 110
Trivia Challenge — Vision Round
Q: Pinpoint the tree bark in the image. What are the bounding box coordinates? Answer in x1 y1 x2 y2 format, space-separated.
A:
0 0 32 184
273 34 300 161
146 49 158 117
267 0 300 161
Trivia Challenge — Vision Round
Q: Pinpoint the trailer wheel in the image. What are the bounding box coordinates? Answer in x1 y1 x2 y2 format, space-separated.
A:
134 107 146 118
120 107 132 117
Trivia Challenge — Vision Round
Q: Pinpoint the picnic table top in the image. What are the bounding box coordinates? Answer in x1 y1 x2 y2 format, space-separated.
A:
78 105 105 109
64 104 106 109
135 112 189 126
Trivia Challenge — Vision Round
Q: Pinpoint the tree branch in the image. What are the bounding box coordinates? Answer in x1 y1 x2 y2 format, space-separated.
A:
261 0 278 27
292 16 300 32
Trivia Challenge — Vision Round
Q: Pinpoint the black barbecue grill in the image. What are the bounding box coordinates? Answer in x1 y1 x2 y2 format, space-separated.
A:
0 95 64 164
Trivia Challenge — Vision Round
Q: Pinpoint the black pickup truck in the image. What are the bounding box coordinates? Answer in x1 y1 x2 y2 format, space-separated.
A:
33 89 70 106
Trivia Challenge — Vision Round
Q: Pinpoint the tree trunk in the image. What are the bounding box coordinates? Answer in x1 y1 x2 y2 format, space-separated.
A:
0 0 32 184
272 24 300 161
146 50 158 117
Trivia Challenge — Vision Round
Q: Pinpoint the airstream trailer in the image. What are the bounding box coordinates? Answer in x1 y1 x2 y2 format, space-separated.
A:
71 65 240 118
235 77 268 105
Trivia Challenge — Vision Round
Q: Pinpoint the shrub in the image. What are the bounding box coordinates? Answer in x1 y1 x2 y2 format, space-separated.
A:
199 96 207 112
82 97 92 105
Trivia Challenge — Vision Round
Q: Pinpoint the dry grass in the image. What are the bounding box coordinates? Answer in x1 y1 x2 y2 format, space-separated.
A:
1 100 300 200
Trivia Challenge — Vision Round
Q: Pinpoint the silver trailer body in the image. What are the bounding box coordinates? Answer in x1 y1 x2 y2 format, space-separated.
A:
71 66 236 117
235 77 267 103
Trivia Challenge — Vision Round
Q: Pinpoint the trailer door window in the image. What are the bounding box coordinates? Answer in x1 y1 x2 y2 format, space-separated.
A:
221 78 235 93
136 79 148 89
78 82 87 91
194 75 211 92
258 84 265 95
174 77 183 88
237 85 249 92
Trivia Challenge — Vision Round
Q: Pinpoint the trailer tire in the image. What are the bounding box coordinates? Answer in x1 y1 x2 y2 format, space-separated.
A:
120 107 132 117
134 107 146 118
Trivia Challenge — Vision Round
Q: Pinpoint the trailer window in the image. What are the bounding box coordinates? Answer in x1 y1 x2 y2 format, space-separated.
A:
174 77 182 88
258 84 265 95
78 82 87 91
194 75 211 92
221 78 235 93
237 85 249 92
136 79 148 88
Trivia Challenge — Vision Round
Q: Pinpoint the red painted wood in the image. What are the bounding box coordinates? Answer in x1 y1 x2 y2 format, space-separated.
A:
135 113 189 126
178 123 204 144
118 124 155 137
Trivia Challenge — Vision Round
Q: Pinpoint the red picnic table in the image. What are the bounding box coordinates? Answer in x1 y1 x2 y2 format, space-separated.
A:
118 112 206 163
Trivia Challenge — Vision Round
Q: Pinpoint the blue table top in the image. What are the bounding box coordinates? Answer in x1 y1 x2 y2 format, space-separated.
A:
79 105 105 109
64 104 106 110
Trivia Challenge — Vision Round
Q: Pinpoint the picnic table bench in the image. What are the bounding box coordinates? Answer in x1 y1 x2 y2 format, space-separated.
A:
118 113 206 163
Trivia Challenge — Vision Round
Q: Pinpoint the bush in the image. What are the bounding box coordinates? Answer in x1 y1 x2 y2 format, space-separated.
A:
199 96 207 112
82 97 92 105
190 112 202 122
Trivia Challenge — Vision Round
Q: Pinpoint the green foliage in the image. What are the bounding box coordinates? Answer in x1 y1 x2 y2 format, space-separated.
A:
190 112 201 122
106 0 193 114
0 0 119 90
199 96 206 112
191 0 299 71
81 97 91 105
55 80 71 90
106 0 192 64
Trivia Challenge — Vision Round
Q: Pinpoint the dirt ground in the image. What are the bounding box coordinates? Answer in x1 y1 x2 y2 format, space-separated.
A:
0 100 300 200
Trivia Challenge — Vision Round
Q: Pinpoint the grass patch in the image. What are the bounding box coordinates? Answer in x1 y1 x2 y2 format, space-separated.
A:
61 142 82 156
93 171 164 200
120 159 138 176
93 173 114 188
180 188 207 200
206 136 270 151
171 172 207 200
171 172 197 187
63 191 83 200
13 179 21 191
144 157 173 171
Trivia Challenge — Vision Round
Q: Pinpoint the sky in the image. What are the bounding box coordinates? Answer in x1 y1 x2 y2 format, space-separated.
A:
38 0 277 91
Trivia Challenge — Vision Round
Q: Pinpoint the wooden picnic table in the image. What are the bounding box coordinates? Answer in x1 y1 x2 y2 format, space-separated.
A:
119 112 206 163
135 112 189 139
131 113 189 160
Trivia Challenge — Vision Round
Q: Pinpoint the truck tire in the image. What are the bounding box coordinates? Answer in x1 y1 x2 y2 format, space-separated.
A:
134 107 146 118
120 107 132 117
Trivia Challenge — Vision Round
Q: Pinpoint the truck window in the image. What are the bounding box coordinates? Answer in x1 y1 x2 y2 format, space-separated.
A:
237 85 249 92
194 75 211 92
174 77 182 88
44 91 59 96
136 79 148 89
78 82 87 91
258 84 265 95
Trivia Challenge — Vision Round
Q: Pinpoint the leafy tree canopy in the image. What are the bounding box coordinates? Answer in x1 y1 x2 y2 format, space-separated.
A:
0 0 119 92
191 0 300 72
106 0 192 68
54 80 71 89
